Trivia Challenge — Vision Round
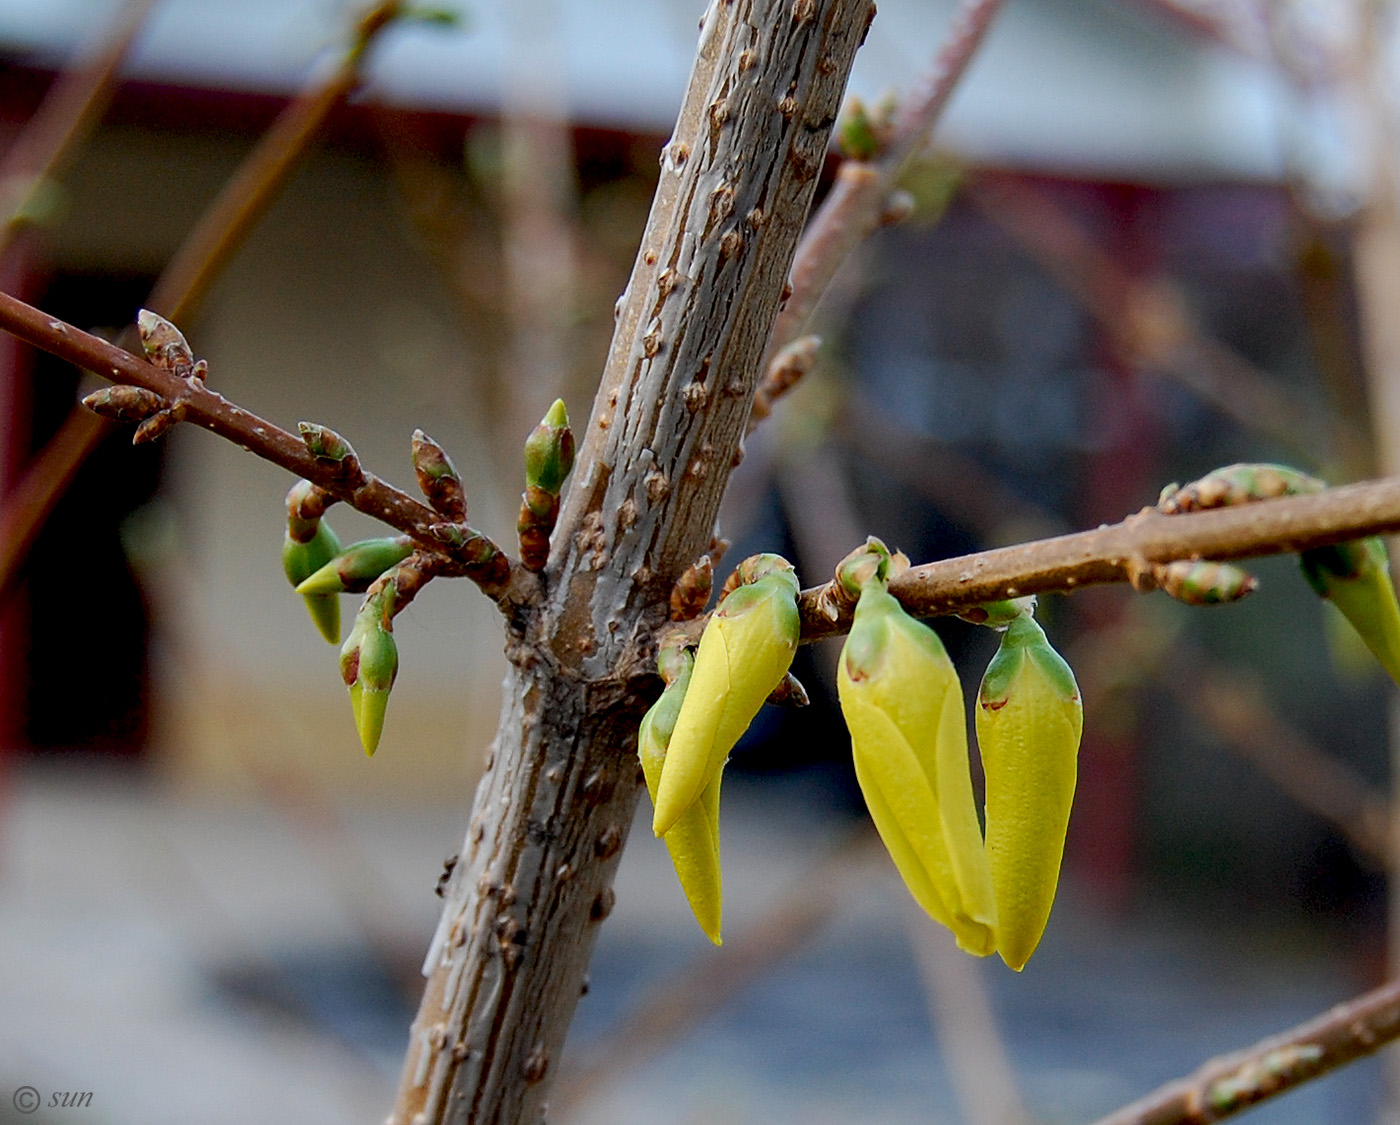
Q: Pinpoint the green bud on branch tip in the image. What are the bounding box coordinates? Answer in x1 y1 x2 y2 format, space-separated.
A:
523 399 575 496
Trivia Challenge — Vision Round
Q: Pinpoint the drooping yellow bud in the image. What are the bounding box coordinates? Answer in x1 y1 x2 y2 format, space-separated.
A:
638 651 723 943
977 613 1082 970
837 578 996 956
651 556 799 836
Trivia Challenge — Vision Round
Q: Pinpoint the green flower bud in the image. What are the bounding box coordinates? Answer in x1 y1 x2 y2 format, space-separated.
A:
838 581 996 956
295 536 414 595
1300 537 1400 686
523 399 575 496
977 613 1082 971
340 587 399 756
638 651 724 944
282 518 343 643
651 555 800 836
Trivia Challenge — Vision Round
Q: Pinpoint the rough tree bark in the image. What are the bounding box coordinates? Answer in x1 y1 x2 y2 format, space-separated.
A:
388 0 874 1120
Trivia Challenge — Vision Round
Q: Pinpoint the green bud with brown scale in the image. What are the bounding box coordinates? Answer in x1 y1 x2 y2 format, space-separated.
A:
296 535 414 595
298 422 365 486
282 518 344 643
1300 537 1400 687
1155 559 1257 606
340 584 399 756
518 399 575 570
411 429 467 522
1158 462 1323 514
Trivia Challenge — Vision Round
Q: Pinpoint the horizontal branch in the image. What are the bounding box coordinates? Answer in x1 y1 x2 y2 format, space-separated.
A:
1091 976 1400 1125
797 477 1400 639
0 290 526 602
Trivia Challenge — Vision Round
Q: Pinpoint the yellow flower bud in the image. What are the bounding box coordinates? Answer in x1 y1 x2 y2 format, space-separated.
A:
651 558 799 836
639 653 724 944
837 583 996 956
977 614 1082 970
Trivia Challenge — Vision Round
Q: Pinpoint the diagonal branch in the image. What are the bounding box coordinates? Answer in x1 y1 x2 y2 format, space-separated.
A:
0 0 410 599
0 291 525 602
1090 976 1400 1125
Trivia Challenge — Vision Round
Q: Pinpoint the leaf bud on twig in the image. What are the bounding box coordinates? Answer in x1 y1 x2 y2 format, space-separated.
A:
132 402 188 444
411 429 467 522
298 422 365 487
518 399 575 571
81 385 168 424
137 308 195 375
669 555 714 620
282 519 344 643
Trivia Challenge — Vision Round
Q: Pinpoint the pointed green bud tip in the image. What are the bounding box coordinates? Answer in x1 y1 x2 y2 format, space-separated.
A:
296 536 414 595
523 399 575 495
340 595 399 756
734 552 799 591
835 538 892 600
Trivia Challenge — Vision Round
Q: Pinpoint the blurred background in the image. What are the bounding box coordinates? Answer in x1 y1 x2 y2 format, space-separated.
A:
0 0 1395 1121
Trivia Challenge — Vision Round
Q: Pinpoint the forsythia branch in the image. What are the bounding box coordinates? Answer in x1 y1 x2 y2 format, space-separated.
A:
0 291 524 602
1090 976 1400 1125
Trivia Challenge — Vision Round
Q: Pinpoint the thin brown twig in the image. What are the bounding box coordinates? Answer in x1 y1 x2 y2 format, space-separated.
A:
0 0 408 599
0 291 523 602
0 0 154 256
7 292 1400 640
749 0 1005 426
1089 975 1400 1125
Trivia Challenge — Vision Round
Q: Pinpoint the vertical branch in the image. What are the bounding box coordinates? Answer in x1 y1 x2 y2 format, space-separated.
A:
391 1 874 1121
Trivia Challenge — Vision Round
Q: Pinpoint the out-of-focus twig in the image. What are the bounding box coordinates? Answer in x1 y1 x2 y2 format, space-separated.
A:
0 0 409 600
750 0 1006 428
966 172 1367 472
0 0 154 255
1089 975 1400 1125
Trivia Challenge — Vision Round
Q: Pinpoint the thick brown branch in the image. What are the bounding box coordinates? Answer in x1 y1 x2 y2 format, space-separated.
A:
0 291 523 601
1091 976 1400 1125
797 477 1400 639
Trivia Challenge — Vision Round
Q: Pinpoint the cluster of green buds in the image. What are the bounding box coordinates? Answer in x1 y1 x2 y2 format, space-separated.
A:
518 399 575 571
1159 462 1400 687
637 554 802 942
834 539 1082 970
